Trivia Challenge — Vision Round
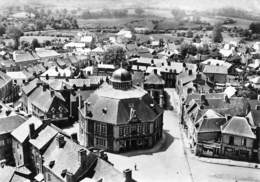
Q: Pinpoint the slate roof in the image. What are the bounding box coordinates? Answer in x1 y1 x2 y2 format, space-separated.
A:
29 125 58 151
221 116 256 139
91 159 125 182
203 65 228 74
43 135 98 181
246 109 260 128
82 85 163 125
194 96 249 116
11 116 43 143
0 115 26 135
201 59 232 69
0 166 16 182
22 78 39 95
0 71 11 87
132 71 145 86
195 109 226 133
144 72 165 85
13 51 39 63
29 86 66 112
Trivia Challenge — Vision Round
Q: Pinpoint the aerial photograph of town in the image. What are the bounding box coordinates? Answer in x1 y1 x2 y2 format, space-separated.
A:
1 0 260 181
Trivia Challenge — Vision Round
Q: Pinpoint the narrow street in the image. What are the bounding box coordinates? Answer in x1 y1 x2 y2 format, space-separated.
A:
107 89 260 182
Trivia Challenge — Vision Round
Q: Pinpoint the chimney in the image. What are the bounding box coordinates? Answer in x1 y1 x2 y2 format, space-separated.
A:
258 95 260 101
78 95 82 109
124 169 133 182
153 69 157 75
56 135 65 148
50 90 55 97
188 69 192 75
224 95 230 103
66 172 74 182
78 149 87 167
71 133 78 143
84 102 88 117
225 114 232 121
29 123 35 139
256 105 260 110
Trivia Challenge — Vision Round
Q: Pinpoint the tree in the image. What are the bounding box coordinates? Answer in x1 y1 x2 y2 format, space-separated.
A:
135 8 145 16
212 24 223 43
180 43 197 58
6 26 23 50
103 45 126 66
31 38 40 50
0 24 6 36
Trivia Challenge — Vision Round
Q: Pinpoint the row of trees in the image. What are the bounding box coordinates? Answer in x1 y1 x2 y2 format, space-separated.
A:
81 8 146 19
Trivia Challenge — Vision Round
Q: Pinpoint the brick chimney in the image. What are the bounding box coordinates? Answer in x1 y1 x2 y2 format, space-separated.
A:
29 123 35 139
56 135 65 148
124 169 133 182
78 149 87 167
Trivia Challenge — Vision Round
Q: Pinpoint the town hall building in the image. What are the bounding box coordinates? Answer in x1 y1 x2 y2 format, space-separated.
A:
78 67 164 152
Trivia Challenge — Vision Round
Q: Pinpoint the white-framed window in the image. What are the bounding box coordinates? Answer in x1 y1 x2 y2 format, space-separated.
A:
119 126 124 137
0 140 4 147
95 137 106 147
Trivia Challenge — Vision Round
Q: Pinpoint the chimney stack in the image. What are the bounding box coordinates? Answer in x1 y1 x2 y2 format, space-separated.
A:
225 114 232 121
78 149 87 167
258 95 260 101
56 135 65 148
256 105 260 110
66 171 74 182
29 123 35 139
188 69 192 75
124 169 133 182
71 133 78 143
50 90 55 97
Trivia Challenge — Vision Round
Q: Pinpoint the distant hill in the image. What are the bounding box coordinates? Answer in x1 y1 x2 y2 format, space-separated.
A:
0 0 259 13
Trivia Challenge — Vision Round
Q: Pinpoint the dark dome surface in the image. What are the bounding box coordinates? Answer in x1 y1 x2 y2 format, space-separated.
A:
111 68 132 82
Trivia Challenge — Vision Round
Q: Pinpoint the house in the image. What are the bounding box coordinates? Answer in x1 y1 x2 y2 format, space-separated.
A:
6 71 32 85
11 116 43 167
0 58 18 72
0 115 26 164
144 69 165 107
41 66 73 79
78 68 164 152
28 85 68 123
36 48 61 61
13 51 39 69
0 71 18 103
21 78 40 114
247 108 260 162
220 116 256 161
193 109 227 157
202 65 228 83
0 165 31 182
42 134 130 182
29 125 59 174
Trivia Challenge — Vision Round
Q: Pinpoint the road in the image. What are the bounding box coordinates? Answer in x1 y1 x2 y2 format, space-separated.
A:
107 89 260 182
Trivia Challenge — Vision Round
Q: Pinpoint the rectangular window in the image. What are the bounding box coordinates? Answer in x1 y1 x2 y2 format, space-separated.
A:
243 138 247 146
145 124 149 133
137 125 142 134
0 140 4 146
119 127 124 137
101 124 106 136
17 143 19 149
48 173 51 181
95 123 101 134
125 127 130 136
229 136 234 145
96 138 106 147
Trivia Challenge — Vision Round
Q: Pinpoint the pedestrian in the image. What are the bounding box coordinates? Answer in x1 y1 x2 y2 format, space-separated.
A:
134 163 137 171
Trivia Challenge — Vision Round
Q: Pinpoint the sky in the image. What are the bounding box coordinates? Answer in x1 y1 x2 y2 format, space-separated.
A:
0 0 260 12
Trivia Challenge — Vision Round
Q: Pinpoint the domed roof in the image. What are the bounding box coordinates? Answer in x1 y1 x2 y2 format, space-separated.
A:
111 68 132 83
